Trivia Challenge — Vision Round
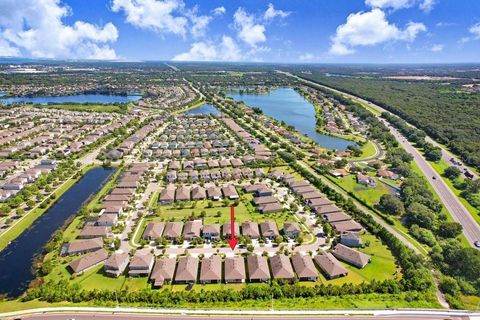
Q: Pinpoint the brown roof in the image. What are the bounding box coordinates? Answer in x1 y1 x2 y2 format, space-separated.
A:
163 222 184 239
314 253 348 278
159 185 175 202
78 225 109 238
283 222 301 234
150 257 176 286
291 253 318 279
175 186 190 201
241 221 260 238
332 244 371 268
65 237 103 255
203 224 220 235
207 186 222 199
200 255 222 282
183 220 202 239
191 186 206 200
269 254 295 280
315 204 342 215
129 251 154 269
143 222 165 239
221 184 238 198
259 221 279 238
222 222 240 237
258 202 283 213
253 196 277 205
175 256 199 282
69 249 108 274
224 256 246 282
247 254 270 281
330 220 363 232
322 212 351 223
104 252 129 270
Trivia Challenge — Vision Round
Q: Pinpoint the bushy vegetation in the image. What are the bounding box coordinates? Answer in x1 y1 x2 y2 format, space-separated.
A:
299 73 480 171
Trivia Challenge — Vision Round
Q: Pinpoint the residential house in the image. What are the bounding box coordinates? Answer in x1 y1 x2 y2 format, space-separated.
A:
199 255 222 284
149 257 176 288
174 256 199 284
128 251 155 277
291 253 318 281
269 254 295 282
142 222 166 241
68 249 108 275
104 252 130 277
314 253 348 279
283 222 301 239
332 244 371 268
259 221 280 240
247 254 271 282
224 256 246 283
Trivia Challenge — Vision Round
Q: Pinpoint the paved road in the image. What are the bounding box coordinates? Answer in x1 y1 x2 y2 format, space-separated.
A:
11 312 473 320
282 71 480 248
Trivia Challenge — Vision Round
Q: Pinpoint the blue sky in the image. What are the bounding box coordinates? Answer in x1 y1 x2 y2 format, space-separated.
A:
0 0 479 63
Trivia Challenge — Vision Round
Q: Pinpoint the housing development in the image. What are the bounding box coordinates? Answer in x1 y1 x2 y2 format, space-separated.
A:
0 2 480 318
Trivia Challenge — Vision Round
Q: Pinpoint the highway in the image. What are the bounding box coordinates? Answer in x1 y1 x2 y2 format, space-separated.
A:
11 313 472 320
280 71 480 248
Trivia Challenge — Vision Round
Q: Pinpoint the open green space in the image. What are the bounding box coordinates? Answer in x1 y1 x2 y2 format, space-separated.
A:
27 103 129 113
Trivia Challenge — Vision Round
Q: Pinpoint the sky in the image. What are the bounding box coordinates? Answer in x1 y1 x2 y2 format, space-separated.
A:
0 0 479 63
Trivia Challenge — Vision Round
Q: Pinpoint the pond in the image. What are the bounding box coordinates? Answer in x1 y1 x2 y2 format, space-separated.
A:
0 166 115 298
0 94 142 105
184 103 221 115
226 87 356 150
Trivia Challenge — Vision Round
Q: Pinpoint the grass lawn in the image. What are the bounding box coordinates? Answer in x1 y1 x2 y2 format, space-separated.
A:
334 174 391 207
350 140 378 161
316 233 399 286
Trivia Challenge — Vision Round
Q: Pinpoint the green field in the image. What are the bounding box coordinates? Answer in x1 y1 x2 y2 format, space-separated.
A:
333 174 392 207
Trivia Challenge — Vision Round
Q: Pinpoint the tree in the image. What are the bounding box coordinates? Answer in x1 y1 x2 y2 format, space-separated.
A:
437 222 462 238
406 203 436 229
334 159 348 169
444 166 461 180
377 194 405 216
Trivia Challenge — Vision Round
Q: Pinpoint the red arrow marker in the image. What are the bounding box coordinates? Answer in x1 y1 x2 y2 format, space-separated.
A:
227 205 238 250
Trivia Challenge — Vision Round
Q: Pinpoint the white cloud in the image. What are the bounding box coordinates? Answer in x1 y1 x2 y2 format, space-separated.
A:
329 9 426 55
366 0 437 12
264 3 290 21
298 53 319 61
173 36 241 61
0 38 20 57
188 13 212 38
365 0 415 10
470 23 480 39
430 43 443 52
111 0 188 36
233 8 266 47
419 0 436 12
213 6 226 16
0 0 118 59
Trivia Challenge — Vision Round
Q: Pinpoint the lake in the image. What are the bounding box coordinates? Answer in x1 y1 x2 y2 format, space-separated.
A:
0 94 142 105
226 87 356 150
184 103 221 115
0 166 115 298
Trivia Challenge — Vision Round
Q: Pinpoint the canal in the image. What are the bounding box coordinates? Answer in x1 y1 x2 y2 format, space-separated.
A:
0 94 141 105
0 166 115 297
227 87 356 150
